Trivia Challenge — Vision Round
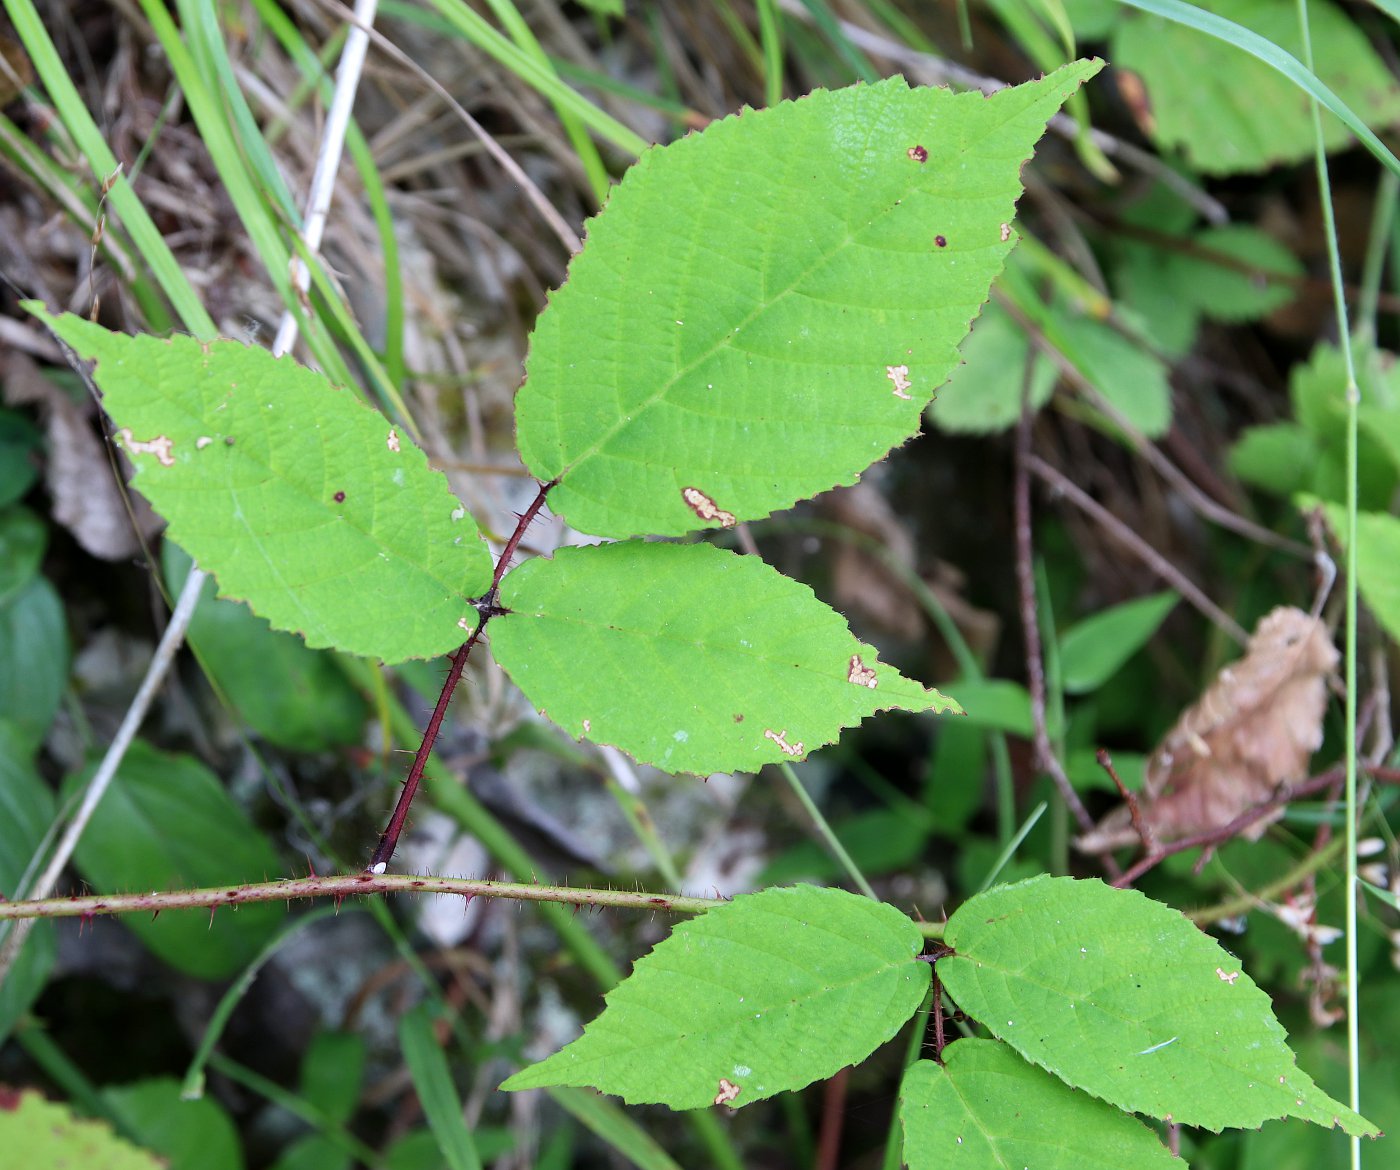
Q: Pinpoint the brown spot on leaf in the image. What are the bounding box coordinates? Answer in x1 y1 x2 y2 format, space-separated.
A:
847 654 878 689
733 713 744 723
1076 607 1339 852
907 145 928 163
934 235 948 248
334 491 346 503
714 1078 741 1106
117 428 175 467
387 428 401 453
682 486 736 528
764 728 804 757
885 365 912 400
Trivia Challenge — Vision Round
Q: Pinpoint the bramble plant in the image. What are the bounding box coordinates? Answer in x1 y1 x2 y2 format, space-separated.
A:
11 60 1379 1165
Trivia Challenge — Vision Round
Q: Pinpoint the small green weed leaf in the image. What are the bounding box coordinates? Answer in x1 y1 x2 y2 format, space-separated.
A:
1054 313 1172 438
491 541 959 774
0 506 45 605
501 885 930 1109
62 740 284 979
1112 0 1400 174
163 544 367 749
27 307 492 662
1230 423 1316 497
1180 225 1302 321
0 408 42 508
899 1041 1179 1169
939 875 1377 1134
1058 591 1177 694
945 678 1033 737
297 1032 367 1126
0 1089 163 1170
0 721 56 1045
927 302 1056 434
0 575 69 755
102 1080 242 1170
516 63 1102 537
1321 506 1400 648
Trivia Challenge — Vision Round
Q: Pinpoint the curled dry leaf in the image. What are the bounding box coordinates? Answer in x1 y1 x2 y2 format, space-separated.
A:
1076 606 1338 853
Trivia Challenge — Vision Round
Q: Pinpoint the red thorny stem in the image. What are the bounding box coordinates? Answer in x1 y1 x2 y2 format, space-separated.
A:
367 478 557 872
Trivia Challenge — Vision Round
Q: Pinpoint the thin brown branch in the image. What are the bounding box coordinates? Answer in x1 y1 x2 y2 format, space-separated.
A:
1014 401 1097 837
1028 454 1249 645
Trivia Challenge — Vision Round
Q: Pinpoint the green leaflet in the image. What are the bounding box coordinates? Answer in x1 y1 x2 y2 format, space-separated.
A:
62 740 285 979
490 540 960 774
899 1041 1178 1169
27 307 493 663
516 61 1102 537
164 543 368 750
938 875 1376 1135
0 1090 164 1170
501 885 930 1109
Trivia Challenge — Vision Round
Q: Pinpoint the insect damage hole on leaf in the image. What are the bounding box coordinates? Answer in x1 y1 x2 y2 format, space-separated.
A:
117 428 175 467
885 365 912 400
907 144 928 162
681 486 736 528
847 654 878 688
763 728 804 757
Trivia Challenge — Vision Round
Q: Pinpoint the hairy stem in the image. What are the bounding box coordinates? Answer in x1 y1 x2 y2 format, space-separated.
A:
0 873 720 924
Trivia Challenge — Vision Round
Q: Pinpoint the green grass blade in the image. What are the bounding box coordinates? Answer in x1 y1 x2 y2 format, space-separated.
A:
399 1005 483 1170
417 0 648 158
4 0 213 335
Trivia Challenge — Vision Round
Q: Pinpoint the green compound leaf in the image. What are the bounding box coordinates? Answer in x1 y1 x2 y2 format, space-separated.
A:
517 62 1102 538
27 306 492 663
501 885 930 1109
900 1041 1178 1169
938 875 1377 1135
490 540 960 774
62 739 285 980
0 1089 164 1170
1112 0 1400 175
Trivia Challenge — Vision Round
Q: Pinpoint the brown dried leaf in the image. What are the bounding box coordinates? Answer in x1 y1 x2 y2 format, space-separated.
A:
1077 606 1338 853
